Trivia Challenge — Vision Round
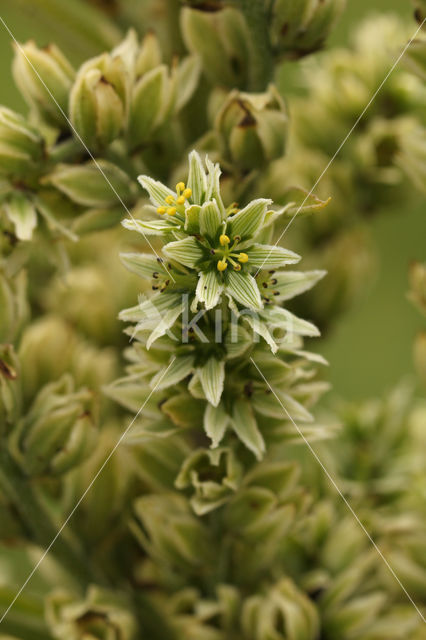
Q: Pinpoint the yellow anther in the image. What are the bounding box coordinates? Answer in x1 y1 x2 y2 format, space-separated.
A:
157 206 167 215
176 195 186 205
176 181 186 192
219 234 230 246
167 207 177 216
165 195 175 205
217 259 228 272
238 252 249 263
233 263 242 271
183 188 192 199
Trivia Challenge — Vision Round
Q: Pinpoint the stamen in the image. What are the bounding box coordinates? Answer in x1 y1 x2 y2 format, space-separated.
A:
157 206 167 215
183 188 192 199
165 195 175 205
220 234 230 246
176 195 185 205
167 207 177 216
176 182 185 192
217 259 228 271
238 252 249 263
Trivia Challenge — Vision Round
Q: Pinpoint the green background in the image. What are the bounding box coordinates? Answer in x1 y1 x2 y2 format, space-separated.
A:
0 0 424 401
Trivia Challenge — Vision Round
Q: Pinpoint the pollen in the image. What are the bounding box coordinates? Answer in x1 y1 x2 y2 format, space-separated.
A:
217 259 228 271
176 182 186 192
220 234 230 246
165 195 175 205
183 188 192 199
167 207 177 216
157 206 167 215
233 263 242 271
238 252 249 263
176 195 186 205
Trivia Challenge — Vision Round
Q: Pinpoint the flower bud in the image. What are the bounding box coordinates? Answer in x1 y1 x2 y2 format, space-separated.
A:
181 7 250 89
270 0 346 60
414 332 426 388
0 270 29 344
12 41 75 128
10 374 97 476
0 344 21 433
46 586 136 640
408 261 426 316
175 447 242 515
215 85 288 171
0 107 44 177
0 489 25 542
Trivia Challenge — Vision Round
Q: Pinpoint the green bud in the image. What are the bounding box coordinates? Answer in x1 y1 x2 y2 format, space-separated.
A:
0 488 25 542
69 60 125 150
405 36 426 81
0 344 21 433
0 270 29 344
408 261 426 316
4 193 38 241
136 31 163 76
12 41 75 128
44 160 136 208
9 374 97 476
414 332 426 387
132 494 212 573
241 579 319 640
0 107 44 177
46 586 137 640
215 86 288 171
270 0 346 59
175 447 242 515
181 7 250 89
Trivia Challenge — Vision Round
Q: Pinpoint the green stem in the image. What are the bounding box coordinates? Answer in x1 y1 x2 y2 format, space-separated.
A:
0 446 98 590
235 0 275 91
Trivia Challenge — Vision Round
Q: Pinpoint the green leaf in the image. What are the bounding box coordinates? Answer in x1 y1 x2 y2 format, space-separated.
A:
150 355 195 390
228 198 271 239
137 175 175 207
226 270 262 310
198 357 225 407
267 270 326 301
204 402 229 447
122 216 179 236
163 236 204 267
196 270 223 310
129 66 167 145
199 199 221 240
120 252 167 280
187 150 207 205
247 244 300 268
232 399 265 460
4 193 37 240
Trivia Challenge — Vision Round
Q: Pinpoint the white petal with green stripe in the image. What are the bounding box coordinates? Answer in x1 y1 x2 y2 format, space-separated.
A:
187 150 207 205
137 175 175 206
146 303 183 349
122 216 179 236
262 307 320 337
226 270 263 310
232 399 265 460
204 402 229 447
196 270 223 310
163 236 204 267
199 199 221 239
247 244 300 268
150 355 195 390
228 198 271 239
270 270 326 301
251 389 313 422
120 252 167 280
198 357 225 407
242 314 278 353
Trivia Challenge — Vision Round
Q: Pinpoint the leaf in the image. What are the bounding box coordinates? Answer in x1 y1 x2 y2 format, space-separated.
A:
228 198 271 239
204 403 229 448
196 270 223 310
187 150 207 205
198 357 225 407
137 175 175 207
163 236 204 267
122 216 179 236
120 252 167 279
199 199 221 240
226 270 263 310
246 244 300 268
4 193 37 240
268 270 326 301
129 66 167 145
232 399 265 460
150 356 195 391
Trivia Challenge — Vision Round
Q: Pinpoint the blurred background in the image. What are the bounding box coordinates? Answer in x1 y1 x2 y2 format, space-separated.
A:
0 0 424 401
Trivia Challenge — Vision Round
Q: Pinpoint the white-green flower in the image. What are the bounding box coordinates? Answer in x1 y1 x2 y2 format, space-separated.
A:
122 150 301 310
